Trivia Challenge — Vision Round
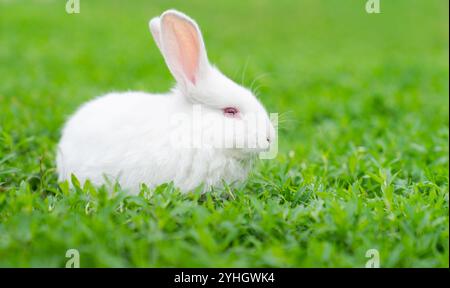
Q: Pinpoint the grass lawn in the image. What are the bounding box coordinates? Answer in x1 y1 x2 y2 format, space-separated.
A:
0 0 448 267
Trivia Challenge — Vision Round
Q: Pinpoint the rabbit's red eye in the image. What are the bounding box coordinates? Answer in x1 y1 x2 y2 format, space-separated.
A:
223 107 239 117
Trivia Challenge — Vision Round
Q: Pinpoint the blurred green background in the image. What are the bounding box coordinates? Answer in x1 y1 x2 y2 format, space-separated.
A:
0 0 448 267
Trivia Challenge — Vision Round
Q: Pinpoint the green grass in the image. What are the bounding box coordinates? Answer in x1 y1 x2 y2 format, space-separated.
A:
0 0 448 267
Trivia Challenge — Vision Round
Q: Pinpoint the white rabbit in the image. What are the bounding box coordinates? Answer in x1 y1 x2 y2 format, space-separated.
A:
56 9 275 194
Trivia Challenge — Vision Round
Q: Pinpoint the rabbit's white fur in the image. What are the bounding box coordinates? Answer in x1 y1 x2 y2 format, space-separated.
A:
57 10 275 194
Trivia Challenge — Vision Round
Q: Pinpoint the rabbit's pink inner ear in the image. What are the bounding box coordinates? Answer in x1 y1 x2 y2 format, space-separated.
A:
164 15 200 85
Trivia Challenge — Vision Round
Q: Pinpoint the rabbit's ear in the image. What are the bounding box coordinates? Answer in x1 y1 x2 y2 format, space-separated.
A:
159 10 209 88
149 17 163 51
